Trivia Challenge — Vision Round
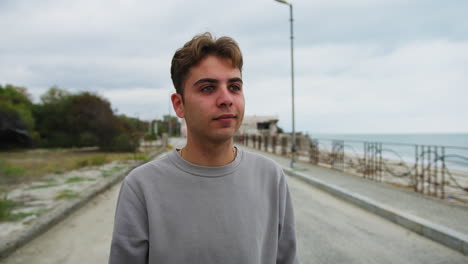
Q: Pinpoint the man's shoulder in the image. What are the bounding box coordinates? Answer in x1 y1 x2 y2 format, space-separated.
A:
239 148 283 172
124 151 173 184
241 148 276 164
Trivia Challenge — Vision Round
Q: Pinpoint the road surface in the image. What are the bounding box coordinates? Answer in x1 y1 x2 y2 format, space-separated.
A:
1 152 467 263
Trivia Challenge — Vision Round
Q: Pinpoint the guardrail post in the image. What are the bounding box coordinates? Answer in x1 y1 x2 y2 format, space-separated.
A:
434 146 437 197
427 146 433 195
441 147 445 199
421 145 425 194
309 138 319 165
414 145 419 192
272 136 277 154
281 136 287 156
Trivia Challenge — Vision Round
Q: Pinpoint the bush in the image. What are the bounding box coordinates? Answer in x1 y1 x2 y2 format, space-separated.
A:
109 133 139 152
144 132 157 141
0 160 25 184
78 132 98 146
133 153 149 161
75 155 108 168
54 189 79 200
0 194 16 221
3 85 146 152
0 160 25 176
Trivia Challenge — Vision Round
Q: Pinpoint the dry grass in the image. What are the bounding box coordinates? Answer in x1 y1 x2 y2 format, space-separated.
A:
54 189 80 200
0 145 159 188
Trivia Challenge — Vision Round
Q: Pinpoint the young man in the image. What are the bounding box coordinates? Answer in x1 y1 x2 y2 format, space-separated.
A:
109 33 298 264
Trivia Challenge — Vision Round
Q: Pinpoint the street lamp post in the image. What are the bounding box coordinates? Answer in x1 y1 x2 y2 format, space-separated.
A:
274 0 296 168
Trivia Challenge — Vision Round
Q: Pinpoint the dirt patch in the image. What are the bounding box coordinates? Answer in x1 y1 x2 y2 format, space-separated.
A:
0 147 153 187
0 160 135 239
0 141 162 241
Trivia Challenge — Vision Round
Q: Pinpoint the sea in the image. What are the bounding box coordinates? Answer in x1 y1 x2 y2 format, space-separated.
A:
310 133 468 148
309 133 468 172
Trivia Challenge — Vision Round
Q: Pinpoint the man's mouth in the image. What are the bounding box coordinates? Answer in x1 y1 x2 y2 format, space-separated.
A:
213 114 236 120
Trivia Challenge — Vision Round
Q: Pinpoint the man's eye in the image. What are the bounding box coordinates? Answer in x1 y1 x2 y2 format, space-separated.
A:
229 85 241 91
201 86 214 92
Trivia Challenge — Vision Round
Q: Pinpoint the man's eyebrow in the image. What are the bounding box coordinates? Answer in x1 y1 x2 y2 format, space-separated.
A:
193 77 243 86
193 78 218 86
228 77 243 83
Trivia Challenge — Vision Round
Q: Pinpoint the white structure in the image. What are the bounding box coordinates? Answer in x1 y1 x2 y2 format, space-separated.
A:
180 118 187 138
238 115 279 136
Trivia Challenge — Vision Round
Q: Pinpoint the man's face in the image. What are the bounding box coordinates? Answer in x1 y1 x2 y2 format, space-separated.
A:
172 55 245 144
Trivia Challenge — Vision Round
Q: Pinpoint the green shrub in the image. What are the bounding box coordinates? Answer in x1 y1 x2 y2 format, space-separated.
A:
75 155 107 168
133 153 148 161
54 189 79 200
0 194 15 221
0 160 25 185
144 132 157 141
27 183 60 190
65 177 95 183
100 166 123 178
7 211 38 221
78 132 98 146
0 160 25 176
110 133 139 152
89 155 107 166
0 194 36 222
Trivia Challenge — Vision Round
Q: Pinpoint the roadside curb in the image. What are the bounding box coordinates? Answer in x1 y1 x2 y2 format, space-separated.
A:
283 167 468 256
0 148 167 260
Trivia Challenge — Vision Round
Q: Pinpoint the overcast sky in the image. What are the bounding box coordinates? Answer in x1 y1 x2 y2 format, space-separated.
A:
1 0 467 134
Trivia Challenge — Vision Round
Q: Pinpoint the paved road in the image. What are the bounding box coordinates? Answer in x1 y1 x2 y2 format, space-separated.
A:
0 181 119 264
290 176 468 263
1 147 467 263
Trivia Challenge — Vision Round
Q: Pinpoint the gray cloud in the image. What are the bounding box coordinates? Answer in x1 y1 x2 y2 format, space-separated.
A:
1 0 467 133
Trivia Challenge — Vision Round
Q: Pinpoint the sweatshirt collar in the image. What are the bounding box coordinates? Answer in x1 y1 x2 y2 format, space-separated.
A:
168 146 243 177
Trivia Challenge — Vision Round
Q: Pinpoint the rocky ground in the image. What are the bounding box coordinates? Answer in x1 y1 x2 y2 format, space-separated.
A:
0 159 134 240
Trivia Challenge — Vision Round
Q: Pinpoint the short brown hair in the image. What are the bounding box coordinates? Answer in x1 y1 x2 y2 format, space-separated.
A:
170 32 243 96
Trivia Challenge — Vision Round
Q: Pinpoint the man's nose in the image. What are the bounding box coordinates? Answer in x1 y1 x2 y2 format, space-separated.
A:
216 85 233 107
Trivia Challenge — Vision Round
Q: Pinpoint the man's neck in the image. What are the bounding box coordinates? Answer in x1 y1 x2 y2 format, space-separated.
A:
181 136 236 167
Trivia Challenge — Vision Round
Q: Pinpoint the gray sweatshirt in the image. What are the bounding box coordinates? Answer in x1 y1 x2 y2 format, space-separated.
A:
109 147 298 264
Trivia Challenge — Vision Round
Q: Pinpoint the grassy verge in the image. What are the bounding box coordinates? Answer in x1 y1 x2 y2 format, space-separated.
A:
0 144 159 187
100 166 124 178
65 176 96 183
0 160 26 185
54 189 80 200
27 183 60 190
0 195 15 221
0 194 40 222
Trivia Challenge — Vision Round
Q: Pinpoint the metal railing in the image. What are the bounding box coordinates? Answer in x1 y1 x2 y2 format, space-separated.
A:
234 134 468 203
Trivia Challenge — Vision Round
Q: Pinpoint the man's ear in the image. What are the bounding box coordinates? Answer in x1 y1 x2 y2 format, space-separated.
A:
171 93 185 118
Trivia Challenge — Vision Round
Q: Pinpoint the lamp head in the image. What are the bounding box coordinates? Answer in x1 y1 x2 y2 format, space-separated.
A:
275 0 290 5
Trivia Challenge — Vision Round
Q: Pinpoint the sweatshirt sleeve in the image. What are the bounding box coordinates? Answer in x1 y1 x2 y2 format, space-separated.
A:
277 173 300 264
109 179 149 264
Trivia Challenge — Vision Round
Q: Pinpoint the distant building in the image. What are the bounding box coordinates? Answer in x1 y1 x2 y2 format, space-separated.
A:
238 115 279 136
180 118 187 138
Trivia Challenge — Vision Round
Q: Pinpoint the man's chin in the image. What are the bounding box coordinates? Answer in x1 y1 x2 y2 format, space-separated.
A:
208 129 237 143
188 126 239 144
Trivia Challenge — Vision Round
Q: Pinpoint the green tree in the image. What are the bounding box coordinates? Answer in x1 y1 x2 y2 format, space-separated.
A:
33 87 142 151
32 87 74 147
157 115 180 137
70 92 117 148
0 84 35 148
39 86 70 105
145 120 158 140
0 84 35 131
